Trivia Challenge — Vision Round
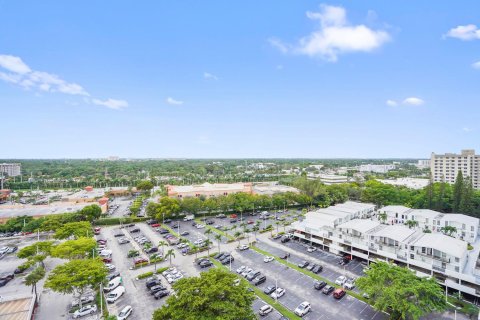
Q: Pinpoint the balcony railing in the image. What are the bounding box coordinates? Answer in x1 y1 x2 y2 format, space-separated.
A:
432 265 446 273
396 254 407 261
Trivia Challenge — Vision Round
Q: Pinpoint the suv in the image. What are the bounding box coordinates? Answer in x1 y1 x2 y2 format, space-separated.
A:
294 301 311 317
253 275 266 286
298 261 309 268
322 285 334 295
246 270 260 281
335 276 347 286
314 281 327 290
344 278 355 290
280 236 290 243
333 288 346 299
259 304 273 316
73 304 97 318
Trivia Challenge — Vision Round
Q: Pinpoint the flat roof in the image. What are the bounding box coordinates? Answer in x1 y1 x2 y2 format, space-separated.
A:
316 208 352 218
380 205 413 214
441 213 479 225
414 233 467 258
168 182 248 193
0 295 35 320
372 225 417 242
339 201 376 210
338 219 380 234
411 209 442 219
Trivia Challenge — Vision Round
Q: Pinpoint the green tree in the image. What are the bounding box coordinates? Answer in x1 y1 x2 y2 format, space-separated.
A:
156 197 181 221
204 228 212 240
453 170 464 212
204 239 212 256
51 237 97 260
54 221 93 239
234 231 242 247
405 220 418 229
214 234 222 253
459 177 474 214
136 180 154 192
378 212 387 224
441 225 457 237
45 259 108 308
181 197 204 215
356 261 446 320
17 241 54 268
165 248 176 266
79 204 102 222
152 268 255 320
24 266 46 302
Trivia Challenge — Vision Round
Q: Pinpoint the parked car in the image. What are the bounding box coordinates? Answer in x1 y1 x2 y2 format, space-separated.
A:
130 228 140 233
134 257 149 266
221 256 234 265
238 244 249 251
117 305 133 320
259 304 273 316
104 277 122 292
127 250 140 258
200 260 213 268
102 257 112 263
216 214 226 218
263 256 274 263
333 288 346 299
114 232 124 237
151 223 161 228
280 253 290 259
150 285 166 295
71 294 95 308
180 231 189 236
246 270 260 281
281 236 290 243
154 290 170 299
254 275 266 286
73 304 97 318
241 267 252 277
344 278 355 290
271 287 285 299
106 286 126 303
307 246 317 253
105 264 116 272
236 265 246 273
272 234 282 240
0 272 14 281
118 238 130 244
312 265 323 274
106 272 120 281
146 279 162 289
322 285 334 295
263 285 276 295
314 281 327 290
146 247 158 254
294 301 311 317
230 219 237 223
298 261 309 268
335 275 347 286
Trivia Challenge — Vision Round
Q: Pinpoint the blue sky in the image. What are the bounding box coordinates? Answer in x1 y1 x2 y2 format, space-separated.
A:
0 1 479 159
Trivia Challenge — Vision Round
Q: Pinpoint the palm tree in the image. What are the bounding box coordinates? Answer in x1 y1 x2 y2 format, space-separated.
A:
204 228 212 240
214 234 222 253
405 220 418 229
204 239 212 256
441 226 457 237
275 221 281 234
230 225 237 237
378 212 388 224
243 227 250 245
24 266 45 303
252 226 259 241
234 231 242 247
191 244 199 259
165 249 176 266
158 240 168 257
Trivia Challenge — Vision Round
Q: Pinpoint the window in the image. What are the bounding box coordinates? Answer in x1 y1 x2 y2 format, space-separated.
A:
455 257 459 263
462 224 466 230
421 247 426 254
471 226 475 232
410 254 414 259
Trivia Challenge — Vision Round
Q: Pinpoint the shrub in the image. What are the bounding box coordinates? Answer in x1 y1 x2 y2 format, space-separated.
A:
94 217 148 226
138 271 154 279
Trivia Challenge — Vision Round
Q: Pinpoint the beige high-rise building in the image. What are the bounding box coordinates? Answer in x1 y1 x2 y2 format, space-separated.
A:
430 149 480 189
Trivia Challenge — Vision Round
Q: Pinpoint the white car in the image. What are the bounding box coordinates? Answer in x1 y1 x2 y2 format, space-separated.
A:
99 250 113 257
193 239 204 245
238 244 249 251
73 304 97 318
106 286 126 303
117 305 133 320
236 265 246 273
258 304 273 316
344 278 355 290
263 256 274 263
335 275 347 286
196 224 205 229
105 264 116 272
307 246 317 252
71 295 95 308
118 238 130 244
294 301 311 317
270 287 285 299
241 267 252 277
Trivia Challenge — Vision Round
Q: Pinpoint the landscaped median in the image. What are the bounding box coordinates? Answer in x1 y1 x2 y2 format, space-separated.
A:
250 245 368 302
195 218 235 242
209 257 301 320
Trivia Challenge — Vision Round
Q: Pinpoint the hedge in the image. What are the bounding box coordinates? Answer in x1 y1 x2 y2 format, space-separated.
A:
137 271 154 279
94 217 148 226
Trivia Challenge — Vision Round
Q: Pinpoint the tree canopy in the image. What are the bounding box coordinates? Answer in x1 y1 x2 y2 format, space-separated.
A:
153 268 255 320
356 261 446 320
51 237 97 260
54 221 93 239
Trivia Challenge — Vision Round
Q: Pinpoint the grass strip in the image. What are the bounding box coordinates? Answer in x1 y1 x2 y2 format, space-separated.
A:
209 257 301 320
251 245 368 302
195 218 235 241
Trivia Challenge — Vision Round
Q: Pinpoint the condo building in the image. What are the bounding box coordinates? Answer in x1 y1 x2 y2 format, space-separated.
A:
0 163 21 177
431 149 480 189
291 202 480 299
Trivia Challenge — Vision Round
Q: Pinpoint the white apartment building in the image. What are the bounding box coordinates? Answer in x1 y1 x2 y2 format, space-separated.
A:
318 174 349 185
291 202 480 299
378 205 479 243
0 163 21 177
431 149 480 189
358 164 396 174
416 159 431 169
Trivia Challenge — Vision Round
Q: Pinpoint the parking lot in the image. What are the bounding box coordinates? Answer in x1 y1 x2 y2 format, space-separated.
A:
226 247 387 320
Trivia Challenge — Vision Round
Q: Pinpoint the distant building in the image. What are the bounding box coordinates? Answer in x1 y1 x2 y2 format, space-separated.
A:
0 163 21 177
317 174 349 185
377 178 429 190
431 149 480 189
166 182 253 198
252 182 300 196
358 164 395 173
416 159 431 169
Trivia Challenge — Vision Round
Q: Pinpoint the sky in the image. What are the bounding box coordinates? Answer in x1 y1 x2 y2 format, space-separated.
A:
0 1 479 159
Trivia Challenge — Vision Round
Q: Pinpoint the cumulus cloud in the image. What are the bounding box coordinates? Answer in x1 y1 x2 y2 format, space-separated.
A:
472 61 480 69
445 24 480 41
0 54 127 109
386 99 398 107
92 98 128 110
270 4 390 62
166 97 183 105
403 97 424 106
203 72 218 80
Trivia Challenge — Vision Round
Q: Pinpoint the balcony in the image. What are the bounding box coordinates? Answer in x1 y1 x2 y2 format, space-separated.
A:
396 254 407 261
432 265 446 273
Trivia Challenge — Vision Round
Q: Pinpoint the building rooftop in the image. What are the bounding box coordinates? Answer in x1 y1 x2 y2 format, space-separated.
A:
414 233 467 258
380 205 413 215
0 295 35 320
372 225 417 242
167 182 249 193
338 219 380 234
441 213 479 225
411 209 443 220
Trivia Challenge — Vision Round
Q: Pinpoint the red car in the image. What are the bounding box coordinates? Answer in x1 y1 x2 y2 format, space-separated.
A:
151 223 161 228
102 257 112 263
230 214 237 219
94 227 101 235
247 220 254 224
134 257 149 265
333 288 346 299
97 239 107 244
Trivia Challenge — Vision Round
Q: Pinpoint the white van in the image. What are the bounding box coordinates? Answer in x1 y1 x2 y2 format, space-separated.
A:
106 286 126 303
104 276 122 292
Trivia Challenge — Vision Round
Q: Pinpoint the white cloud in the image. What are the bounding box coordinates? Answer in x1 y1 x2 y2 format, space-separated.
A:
472 61 480 69
445 24 480 41
203 72 218 80
0 54 127 109
0 55 31 74
166 97 183 105
386 99 398 107
402 97 424 106
92 98 128 110
270 4 390 62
